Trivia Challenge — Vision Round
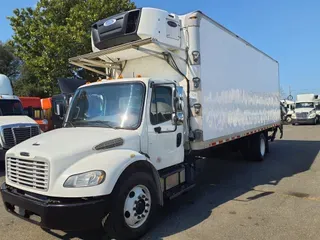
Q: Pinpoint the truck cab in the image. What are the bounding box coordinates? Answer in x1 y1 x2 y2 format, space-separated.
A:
0 74 41 160
19 97 49 132
292 94 319 125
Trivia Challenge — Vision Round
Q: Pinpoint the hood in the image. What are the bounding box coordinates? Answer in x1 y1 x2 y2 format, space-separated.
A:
294 108 315 113
7 127 140 163
0 116 37 126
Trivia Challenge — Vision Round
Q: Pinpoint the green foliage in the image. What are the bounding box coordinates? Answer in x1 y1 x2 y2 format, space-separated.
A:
0 42 20 79
13 64 48 97
8 0 135 96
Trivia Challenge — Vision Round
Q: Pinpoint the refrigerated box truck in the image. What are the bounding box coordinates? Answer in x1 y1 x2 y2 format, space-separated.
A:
1 7 282 240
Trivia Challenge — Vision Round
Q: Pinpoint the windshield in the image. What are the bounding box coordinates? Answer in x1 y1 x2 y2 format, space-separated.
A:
66 82 145 129
295 102 314 109
0 100 24 116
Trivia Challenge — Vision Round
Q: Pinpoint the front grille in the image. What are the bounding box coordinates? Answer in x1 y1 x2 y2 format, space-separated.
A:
296 112 308 119
2 126 40 148
7 157 49 191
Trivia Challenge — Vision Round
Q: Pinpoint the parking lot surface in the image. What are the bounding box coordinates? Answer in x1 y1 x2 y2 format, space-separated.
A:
0 125 319 240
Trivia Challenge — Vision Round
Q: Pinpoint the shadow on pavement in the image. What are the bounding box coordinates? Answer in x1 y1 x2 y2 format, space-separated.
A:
45 139 320 240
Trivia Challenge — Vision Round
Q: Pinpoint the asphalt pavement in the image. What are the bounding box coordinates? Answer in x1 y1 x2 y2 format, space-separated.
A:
0 125 319 240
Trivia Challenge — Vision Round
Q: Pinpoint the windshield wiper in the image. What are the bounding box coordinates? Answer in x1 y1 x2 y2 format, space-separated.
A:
64 121 76 128
79 120 118 129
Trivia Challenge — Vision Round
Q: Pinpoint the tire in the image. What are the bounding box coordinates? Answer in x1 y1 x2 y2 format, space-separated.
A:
240 133 267 162
103 172 158 240
286 116 292 123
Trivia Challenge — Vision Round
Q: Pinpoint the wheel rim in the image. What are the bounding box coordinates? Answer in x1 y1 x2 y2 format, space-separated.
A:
123 185 151 229
260 137 266 157
286 116 292 123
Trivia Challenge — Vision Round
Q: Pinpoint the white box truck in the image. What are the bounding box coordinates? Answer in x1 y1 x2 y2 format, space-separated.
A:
292 93 319 125
0 74 41 160
1 8 282 240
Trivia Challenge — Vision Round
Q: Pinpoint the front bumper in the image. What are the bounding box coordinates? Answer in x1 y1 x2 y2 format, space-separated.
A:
292 117 316 124
1 183 110 231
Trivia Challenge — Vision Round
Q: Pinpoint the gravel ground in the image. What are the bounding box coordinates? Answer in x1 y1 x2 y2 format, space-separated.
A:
0 125 319 240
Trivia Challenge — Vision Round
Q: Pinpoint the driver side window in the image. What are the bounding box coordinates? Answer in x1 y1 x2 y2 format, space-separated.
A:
150 86 173 125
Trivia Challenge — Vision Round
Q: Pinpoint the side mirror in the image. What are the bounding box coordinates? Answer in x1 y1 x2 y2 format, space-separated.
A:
55 103 64 117
175 86 184 111
172 112 184 125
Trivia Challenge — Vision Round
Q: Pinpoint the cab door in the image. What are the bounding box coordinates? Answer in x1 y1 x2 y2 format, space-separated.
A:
147 84 184 170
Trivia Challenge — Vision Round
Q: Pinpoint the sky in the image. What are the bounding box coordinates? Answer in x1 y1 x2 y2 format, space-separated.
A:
1 0 320 97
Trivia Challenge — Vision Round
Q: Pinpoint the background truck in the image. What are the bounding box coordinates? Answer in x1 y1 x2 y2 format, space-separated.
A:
19 97 49 132
280 99 295 123
51 78 86 129
292 93 319 125
0 74 41 160
1 8 282 240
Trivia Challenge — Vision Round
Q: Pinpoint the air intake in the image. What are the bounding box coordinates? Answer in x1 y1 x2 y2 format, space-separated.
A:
94 138 124 150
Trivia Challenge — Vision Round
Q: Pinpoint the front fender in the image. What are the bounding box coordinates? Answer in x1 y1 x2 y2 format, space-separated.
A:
50 149 157 198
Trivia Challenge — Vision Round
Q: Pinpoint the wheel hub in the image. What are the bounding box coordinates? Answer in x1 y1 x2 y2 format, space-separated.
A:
123 185 151 229
136 199 146 214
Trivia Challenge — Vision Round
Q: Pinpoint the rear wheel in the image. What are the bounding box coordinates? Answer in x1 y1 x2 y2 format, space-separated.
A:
103 172 158 240
240 133 267 161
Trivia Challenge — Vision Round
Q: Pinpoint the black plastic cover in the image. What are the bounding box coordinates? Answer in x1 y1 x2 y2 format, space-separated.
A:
92 9 142 50
57 78 87 94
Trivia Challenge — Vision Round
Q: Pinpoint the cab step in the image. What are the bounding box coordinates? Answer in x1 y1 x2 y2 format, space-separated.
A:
165 183 196 200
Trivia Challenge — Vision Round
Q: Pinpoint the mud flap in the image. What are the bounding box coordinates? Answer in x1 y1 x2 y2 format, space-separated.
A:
269 124 283 142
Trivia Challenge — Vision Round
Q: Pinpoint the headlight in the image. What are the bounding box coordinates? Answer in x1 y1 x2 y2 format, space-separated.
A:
292 113 296 119
308 112 316 118
42 119 48 125
64 170 105 188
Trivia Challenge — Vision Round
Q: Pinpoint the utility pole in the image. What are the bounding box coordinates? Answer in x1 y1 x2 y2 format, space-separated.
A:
289 86 292 96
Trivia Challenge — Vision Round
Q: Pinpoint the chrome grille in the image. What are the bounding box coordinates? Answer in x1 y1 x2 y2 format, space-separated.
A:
296 112 308 119
2 126 40 148
7 157 49 191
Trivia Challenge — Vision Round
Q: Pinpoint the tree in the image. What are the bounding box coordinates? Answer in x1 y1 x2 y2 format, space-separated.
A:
8 0 135 95
0 42 20 79
13 64 48 97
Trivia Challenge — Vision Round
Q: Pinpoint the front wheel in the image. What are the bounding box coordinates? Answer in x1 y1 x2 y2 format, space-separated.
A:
286 116 292 123
103 172 158 240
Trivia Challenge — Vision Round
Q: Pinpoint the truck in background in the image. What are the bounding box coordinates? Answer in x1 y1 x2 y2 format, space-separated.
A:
1 8 282 239
292 94 319 125
0 74 41 160
280 99 295 123
41 97 54 131
51 78 86 129
19 97 49 132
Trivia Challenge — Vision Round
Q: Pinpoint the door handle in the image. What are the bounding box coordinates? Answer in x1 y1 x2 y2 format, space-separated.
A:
154 127 161 133
176 133 182 147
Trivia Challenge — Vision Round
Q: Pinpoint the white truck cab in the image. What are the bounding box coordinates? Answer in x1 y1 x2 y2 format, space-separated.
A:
1 7 282 240
292 94 319 125
0 74 41 160
280 99 295 123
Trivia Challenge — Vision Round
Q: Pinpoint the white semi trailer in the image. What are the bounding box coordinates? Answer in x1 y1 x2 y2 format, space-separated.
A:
1 8 282 240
